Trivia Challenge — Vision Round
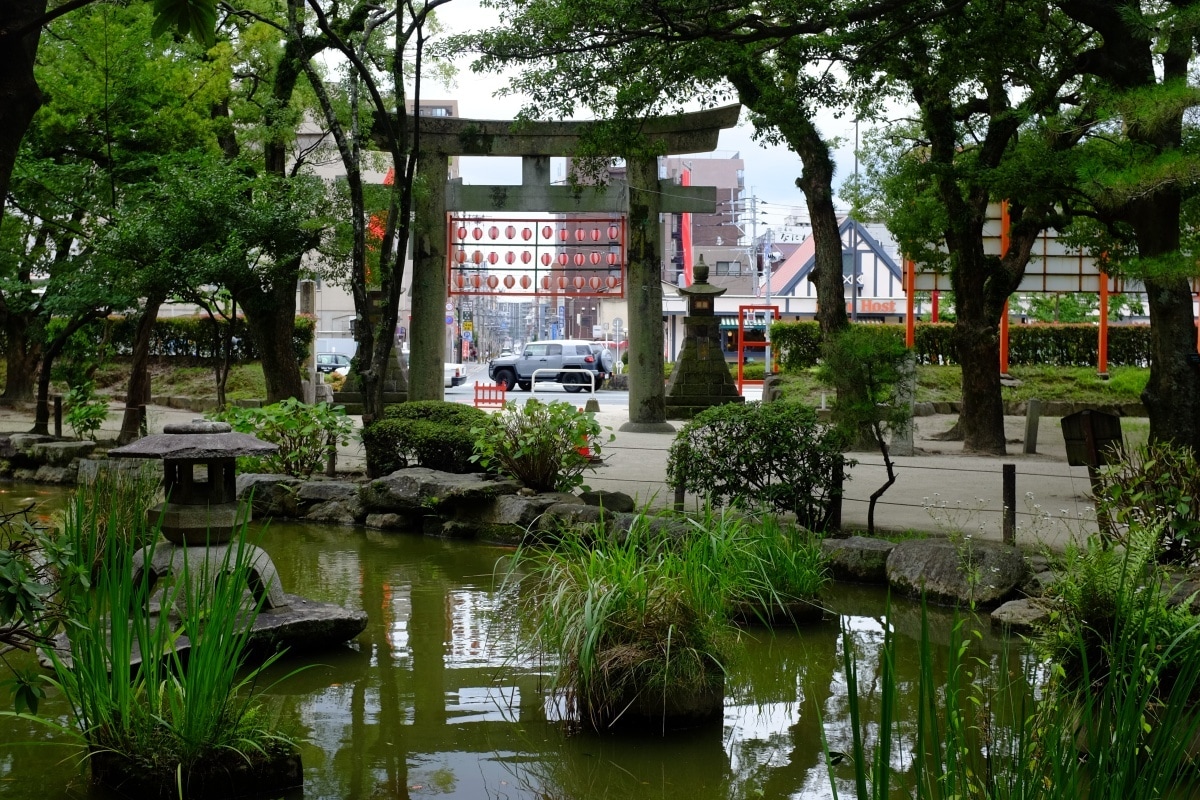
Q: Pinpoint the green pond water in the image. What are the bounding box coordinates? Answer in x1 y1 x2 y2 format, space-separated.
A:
0 484 1027 800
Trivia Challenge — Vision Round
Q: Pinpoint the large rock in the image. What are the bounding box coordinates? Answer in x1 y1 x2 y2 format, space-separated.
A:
237 474 303 518
442 493 582 544
29 440 95 465
821 536 896 583
990 598 1049 631
885 538 1029 607
360 467 521 515
297 480 364 525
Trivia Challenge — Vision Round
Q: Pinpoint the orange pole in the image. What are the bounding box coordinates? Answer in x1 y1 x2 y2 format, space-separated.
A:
1098 273 1109 376
905 258 915 347
999 201 1011 375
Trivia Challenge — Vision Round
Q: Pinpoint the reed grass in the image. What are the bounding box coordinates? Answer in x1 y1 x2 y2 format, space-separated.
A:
828 589 1200 799
35 476 299 794
505 509 830 729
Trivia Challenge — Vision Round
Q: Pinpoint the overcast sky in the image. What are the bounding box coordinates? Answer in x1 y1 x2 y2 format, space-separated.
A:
424 1 863 230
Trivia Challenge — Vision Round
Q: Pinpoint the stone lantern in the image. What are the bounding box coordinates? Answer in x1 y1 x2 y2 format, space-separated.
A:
664 257 745 418
109 419 278 545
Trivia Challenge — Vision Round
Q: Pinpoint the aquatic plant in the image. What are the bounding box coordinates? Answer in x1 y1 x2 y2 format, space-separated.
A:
472 399 610 492
29 481 301 797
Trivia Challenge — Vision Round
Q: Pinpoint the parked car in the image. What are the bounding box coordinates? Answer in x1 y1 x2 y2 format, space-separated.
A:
317 352 352 374
488 339 607 392
444 363 465 388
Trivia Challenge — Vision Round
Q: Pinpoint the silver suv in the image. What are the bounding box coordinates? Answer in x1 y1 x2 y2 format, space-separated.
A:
488 339 609 392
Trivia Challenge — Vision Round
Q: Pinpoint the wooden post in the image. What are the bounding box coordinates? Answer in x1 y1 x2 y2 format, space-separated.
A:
932 290 940 323
1003 463 1016 544
53 395 62 438
1022 398 1041 455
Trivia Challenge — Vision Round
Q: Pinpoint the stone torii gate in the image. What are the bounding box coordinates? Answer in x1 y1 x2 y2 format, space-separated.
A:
388 105 740 431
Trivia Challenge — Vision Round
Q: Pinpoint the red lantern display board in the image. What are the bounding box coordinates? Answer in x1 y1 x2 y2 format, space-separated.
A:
446 215 626 299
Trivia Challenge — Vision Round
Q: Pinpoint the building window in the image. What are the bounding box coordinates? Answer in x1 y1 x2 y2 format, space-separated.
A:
715 261 740 276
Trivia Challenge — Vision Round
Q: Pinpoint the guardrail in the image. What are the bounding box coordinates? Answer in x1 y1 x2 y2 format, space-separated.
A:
530 368 596 396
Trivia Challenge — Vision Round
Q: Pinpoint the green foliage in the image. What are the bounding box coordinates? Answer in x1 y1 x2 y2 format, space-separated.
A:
63 382 109 441
27 479 298 794
472 400 610 492
667 402 852 530
1093 440 1200 565
819 326 912 443
503 518 734 730
361 401 490 476
211 399 353 478
770 320 1153 370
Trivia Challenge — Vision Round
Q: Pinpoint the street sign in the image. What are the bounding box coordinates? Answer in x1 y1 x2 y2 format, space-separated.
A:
462 331 473 342
463 321 473 332
445 315 454 325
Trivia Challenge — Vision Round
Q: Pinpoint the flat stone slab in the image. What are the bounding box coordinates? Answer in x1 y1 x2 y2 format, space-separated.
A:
29 440 95 465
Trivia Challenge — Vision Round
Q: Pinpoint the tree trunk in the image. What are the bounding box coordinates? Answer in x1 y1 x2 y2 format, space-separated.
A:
118 293 164 444
243 279 304 404
1 313 40 403
789 121 850 339
31 312 100 435
0 0 47 227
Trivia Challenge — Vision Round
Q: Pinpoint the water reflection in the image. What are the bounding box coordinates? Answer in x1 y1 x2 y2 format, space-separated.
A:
0 492 1029 800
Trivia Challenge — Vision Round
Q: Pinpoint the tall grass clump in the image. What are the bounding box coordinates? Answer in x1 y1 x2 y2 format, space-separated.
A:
505 517 734 732
680 508 829 624
33 478 301 798
824 551 1200 798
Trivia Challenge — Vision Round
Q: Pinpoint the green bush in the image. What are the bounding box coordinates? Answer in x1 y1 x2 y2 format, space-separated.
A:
1093 440 1200 564
769 320 1152 370
472 399 609 492
361 401 489 476
210 398 353 478
64 382 110 441
667 402 853 530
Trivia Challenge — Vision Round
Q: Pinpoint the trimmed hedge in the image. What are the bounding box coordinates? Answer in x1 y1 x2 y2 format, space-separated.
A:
361 401 490 476
87 315 316 363
771 321 1151 370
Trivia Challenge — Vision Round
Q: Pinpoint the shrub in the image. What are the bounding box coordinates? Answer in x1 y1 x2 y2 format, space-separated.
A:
472 399 609 492
1093 439 1200 564
667 402 852 530
210 398 353 478
64 382 110 441
361 401 489 476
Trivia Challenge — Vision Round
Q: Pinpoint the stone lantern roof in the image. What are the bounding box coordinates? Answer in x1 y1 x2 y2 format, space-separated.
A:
109 420 278 461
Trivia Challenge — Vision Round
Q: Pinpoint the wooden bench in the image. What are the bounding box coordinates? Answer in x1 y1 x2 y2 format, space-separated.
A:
473 382 507 409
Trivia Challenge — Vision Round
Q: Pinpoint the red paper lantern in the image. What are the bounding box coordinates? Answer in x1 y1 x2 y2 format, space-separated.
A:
541 253 552 266
472 227 483 240
558 277 568 289
488 226 499 240
503 274 516 289
590 252 601 265
505 251 516 265
455 250 467 264
591 228 601 242
575 228 585 242
541 225 552 239
456 226 467 240
574 253 585 266
541 276 551 289
606 276 619 289
573 276 585 289
488 252 499 264
608 224 619 240
558 253 568 265
505 225 516 239
607 253 618 266
472 250 483 264
455 274 466 288
471 274 482 288
521 252 532 264
590 276 602 290
522 227 533 241
520 275 531 289
487 275 499 289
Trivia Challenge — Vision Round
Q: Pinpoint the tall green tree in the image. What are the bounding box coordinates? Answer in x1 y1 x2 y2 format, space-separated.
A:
844 0 1088 453
0 0 216 227
1052 1 1200 452
2 1 224 411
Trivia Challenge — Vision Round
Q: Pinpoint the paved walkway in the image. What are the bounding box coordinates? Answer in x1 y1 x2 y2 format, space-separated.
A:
0 384 1110 552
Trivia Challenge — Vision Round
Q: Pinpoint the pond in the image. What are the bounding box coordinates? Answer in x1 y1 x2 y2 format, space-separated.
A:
0 485 1027 800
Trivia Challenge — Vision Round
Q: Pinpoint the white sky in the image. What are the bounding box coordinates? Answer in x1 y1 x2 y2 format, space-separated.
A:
426 1 862 228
